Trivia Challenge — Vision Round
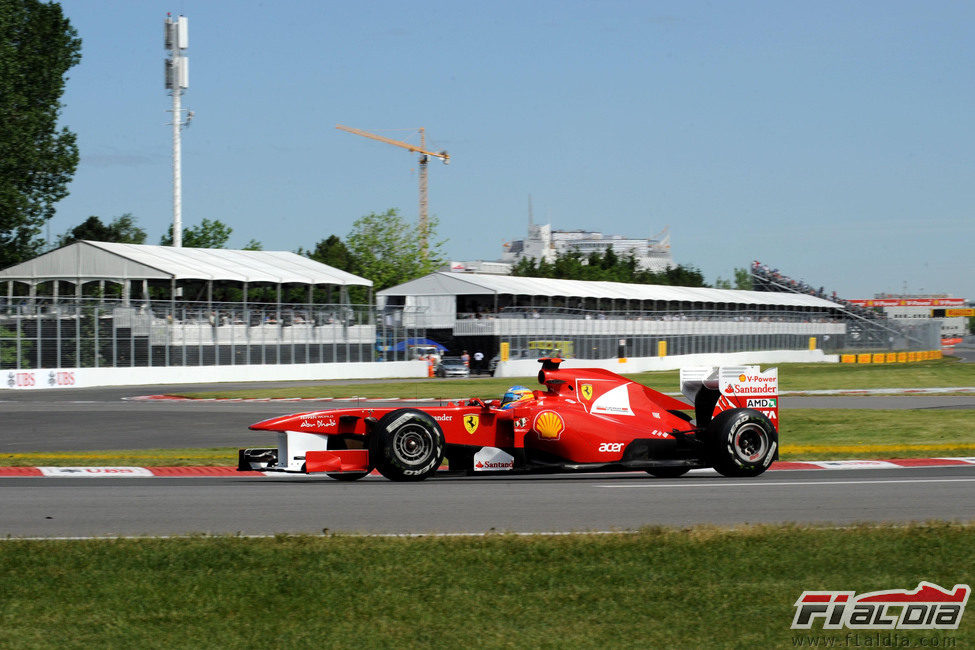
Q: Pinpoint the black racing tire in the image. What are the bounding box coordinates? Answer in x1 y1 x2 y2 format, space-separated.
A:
645 466 691 478
368 409 445 482
707 408 778 478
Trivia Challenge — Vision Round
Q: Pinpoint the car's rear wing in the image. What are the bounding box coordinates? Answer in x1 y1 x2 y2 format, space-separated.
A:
679 366 779 431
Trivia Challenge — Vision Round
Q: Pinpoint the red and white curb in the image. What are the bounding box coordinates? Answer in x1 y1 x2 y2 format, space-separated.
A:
1 458 974 478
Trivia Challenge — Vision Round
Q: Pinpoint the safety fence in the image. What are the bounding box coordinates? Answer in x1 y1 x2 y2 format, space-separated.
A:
476 307 938 361
0 299 426 370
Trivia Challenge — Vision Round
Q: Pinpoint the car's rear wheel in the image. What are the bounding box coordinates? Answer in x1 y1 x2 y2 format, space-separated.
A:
645 466 691 478
369 409 445 482
707 408 777 477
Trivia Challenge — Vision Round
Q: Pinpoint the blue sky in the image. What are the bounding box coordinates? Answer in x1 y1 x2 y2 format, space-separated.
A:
52 1 974 299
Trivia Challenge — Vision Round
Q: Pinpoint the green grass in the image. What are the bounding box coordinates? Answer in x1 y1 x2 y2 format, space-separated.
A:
173 359 975 400
767 359 975 392
0 448 233 467
628 358 975 393
780 409 975 459
0 524 971 648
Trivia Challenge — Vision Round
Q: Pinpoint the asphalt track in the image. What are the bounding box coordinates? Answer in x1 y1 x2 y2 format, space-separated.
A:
0 379 973 538
1 466 972 538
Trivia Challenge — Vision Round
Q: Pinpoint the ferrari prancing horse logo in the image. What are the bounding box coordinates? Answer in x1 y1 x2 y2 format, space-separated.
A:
464 414 480 434
580 384 593 401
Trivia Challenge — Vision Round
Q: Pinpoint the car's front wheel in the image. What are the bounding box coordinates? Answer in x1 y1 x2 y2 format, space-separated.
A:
707 408 777 477
369 409 445 481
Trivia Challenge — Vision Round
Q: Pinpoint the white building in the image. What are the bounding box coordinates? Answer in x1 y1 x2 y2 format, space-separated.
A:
501 224 674 272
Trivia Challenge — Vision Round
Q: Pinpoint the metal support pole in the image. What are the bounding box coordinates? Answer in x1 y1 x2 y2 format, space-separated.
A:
243 281 249 365
15 305 22 370
54 280 61 368
276 283 282 364
76 281 82 367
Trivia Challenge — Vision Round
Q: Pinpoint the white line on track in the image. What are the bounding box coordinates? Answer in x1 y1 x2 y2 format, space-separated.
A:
598 477 975 489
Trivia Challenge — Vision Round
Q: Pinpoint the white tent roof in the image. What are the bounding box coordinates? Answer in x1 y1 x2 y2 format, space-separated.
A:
378 272 840 308
0 241 371 287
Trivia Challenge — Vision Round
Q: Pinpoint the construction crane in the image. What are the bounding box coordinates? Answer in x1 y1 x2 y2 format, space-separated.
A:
336 124 449 258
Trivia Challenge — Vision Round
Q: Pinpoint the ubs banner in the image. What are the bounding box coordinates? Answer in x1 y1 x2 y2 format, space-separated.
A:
5 370 78 389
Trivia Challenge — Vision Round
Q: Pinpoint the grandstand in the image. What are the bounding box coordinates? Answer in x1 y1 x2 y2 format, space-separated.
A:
750 261 939 350
378 271 847 360
0 242 424 370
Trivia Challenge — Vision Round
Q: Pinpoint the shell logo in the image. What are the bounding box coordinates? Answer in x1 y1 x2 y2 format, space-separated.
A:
534 411 565 441
738 374 747 382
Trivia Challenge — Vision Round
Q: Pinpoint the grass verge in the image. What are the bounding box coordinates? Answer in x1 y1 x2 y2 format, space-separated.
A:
0 448 233 467
779 409 975 460
0 523 971 647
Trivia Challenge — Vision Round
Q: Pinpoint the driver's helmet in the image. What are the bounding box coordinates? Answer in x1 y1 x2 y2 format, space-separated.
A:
500 385 533 409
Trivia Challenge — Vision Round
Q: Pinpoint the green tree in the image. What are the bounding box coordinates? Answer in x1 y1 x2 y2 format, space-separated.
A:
56 213 147 247
734 267 753 290
0 324 32 368
0 0 82 268
511 246 707 288
242 239 263 251
715 267 754 290
159 218 233 248
343 209 444 291
300 234 355 272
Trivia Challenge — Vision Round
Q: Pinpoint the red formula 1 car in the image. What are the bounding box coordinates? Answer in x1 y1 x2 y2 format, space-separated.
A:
239 358 779 481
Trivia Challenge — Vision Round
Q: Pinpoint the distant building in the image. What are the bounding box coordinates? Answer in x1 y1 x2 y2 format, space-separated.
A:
848 295 970 338
441 260 512 275
500 223 674 272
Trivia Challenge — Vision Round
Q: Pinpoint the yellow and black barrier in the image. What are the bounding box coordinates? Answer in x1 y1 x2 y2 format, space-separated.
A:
840 350 943 364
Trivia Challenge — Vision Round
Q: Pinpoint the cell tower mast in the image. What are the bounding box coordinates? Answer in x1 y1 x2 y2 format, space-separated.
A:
164 14 190 247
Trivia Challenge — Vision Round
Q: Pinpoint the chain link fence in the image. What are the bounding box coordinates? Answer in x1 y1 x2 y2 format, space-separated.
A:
0 299 426 370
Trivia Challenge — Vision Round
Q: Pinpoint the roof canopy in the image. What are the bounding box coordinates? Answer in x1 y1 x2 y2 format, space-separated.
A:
0 241 372 287
378 272 839 309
